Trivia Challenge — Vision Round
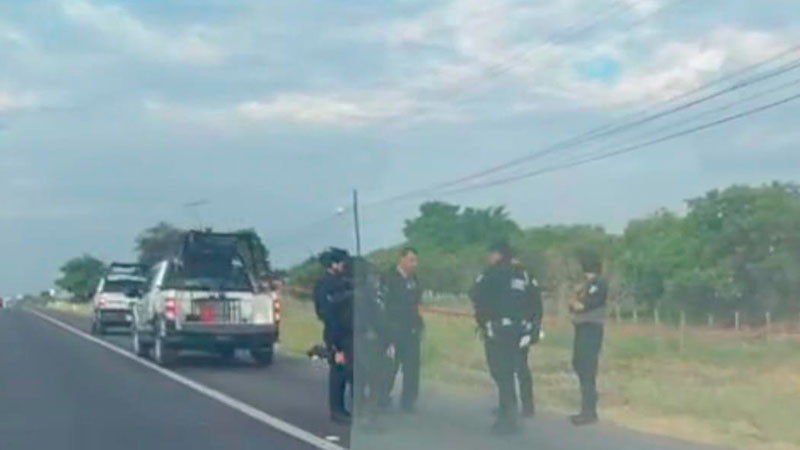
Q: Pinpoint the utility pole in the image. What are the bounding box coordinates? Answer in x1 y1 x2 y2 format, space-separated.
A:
352 189 362 256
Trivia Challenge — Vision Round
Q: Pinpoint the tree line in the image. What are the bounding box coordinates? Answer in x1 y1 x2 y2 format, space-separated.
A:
288 181 800 324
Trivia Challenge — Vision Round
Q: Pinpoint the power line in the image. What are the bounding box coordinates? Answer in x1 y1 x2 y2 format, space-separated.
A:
367 45 800 206
571 74 800 162
441 90 800 195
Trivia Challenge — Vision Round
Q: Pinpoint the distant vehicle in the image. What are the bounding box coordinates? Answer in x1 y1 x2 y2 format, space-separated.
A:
132 230 280 367
0 296 4 309
91 263 147 335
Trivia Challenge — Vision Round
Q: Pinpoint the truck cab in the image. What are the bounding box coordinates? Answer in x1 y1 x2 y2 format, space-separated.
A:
132 230 280 366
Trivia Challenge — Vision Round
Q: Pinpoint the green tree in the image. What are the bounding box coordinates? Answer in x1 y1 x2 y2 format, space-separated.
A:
403 201 520 252
55 255 106 302
135 222 185 266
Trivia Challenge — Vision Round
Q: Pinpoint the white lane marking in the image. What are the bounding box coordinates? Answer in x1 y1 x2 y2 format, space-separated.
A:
29 309 346 450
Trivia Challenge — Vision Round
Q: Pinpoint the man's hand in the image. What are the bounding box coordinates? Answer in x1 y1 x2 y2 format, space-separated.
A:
519 334 532 349
569 300 585 313
334 351 347 365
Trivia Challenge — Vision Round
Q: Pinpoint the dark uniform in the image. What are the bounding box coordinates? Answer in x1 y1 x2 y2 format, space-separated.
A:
381 268 423 412
470 258 542 433
350 257 392 421
571 275 607 424
313 251 354 423
512 262 542 417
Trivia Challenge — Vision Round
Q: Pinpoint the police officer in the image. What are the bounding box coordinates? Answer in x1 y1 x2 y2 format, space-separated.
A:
313 248 353 425
380 247 423 413
349 256 393 426
569 251 607 426
511 257 542 418
470 241 542 435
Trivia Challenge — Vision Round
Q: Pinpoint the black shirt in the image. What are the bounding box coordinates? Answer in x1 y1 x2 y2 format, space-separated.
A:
382 268 424 340
312 271 352 350
470 261 542 327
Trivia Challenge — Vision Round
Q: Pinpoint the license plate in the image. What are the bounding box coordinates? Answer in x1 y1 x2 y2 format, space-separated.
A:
201 306 217 323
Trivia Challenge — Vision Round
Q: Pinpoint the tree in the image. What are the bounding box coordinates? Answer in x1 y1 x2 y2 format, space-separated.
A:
403 201 520 252
135 222 185 266
55 255 106 302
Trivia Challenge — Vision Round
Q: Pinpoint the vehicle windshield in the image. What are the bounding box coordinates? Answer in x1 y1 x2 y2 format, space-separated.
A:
164 240 254 292
102 279 145 294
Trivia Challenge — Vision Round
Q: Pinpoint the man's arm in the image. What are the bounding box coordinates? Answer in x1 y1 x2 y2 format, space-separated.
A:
469 271 491 327
527 275 544 325
581 279 607 312
312 280 328 322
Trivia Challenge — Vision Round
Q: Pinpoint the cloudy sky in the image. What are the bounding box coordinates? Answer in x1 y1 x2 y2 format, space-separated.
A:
2 0 800 295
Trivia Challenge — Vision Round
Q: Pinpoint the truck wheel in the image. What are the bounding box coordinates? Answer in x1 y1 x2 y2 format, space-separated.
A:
91 320 105 336
132 329 151 357
250 346 274 367
153 320 177 367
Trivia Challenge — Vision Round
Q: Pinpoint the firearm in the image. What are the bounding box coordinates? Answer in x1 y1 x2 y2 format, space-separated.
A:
306 344 332 362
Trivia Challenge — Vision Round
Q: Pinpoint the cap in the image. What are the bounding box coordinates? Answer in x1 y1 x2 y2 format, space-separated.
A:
318 247 350 268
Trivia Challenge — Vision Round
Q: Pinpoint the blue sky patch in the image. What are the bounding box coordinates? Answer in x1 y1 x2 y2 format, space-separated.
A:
575 57 622 84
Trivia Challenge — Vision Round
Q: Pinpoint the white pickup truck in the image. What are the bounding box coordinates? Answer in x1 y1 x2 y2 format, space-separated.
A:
131 231 280 367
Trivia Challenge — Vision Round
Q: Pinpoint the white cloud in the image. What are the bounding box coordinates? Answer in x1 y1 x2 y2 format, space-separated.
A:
236 92 426 125
61 0 225 65
145 89 453 129
141 0 799 129
0 26 30 47
0 89 44 114
359 0 796 113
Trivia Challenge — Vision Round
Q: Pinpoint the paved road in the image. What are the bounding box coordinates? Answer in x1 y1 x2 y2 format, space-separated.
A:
0 308 347 450
0 308 725 450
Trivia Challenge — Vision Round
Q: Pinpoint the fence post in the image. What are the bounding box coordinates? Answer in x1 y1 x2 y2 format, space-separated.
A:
633 309 638 324
735 311 740 331
765 312 771 342
679 311 686 353
615 303 621 324
708 314 714 328
654 309 660 327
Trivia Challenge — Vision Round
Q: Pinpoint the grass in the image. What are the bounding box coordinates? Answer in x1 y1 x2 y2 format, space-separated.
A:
281 296 800 450
46 301 92 316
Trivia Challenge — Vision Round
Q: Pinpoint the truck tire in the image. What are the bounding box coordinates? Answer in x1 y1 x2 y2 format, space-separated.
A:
91 320 105 336
132 328 151 358
153 319 178 367
250 346 274 367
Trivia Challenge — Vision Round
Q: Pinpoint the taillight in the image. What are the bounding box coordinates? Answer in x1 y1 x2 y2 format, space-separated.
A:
165 297 178 321
97 297 106 309
272 294 281 323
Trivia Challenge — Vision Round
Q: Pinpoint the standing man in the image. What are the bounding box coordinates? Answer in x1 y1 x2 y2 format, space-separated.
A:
569 252 607 426
511 258 543 418
470 241 541 435
381 247 423 413
313 248 354 425
350 256 392 426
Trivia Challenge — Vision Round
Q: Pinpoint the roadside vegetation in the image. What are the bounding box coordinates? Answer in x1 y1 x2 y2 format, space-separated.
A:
42 180 800 449
285 181 800 450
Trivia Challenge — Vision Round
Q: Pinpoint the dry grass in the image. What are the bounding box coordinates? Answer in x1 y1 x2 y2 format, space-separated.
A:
281 296 800 450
